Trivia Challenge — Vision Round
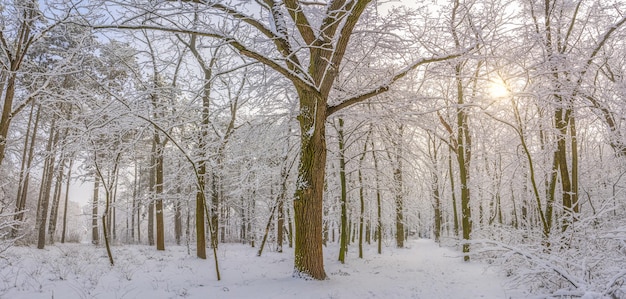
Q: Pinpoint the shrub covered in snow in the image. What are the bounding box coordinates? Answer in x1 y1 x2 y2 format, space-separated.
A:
474 214 626 298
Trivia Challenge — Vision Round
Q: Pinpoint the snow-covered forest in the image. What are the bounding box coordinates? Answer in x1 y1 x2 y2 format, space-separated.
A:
1 0 626 298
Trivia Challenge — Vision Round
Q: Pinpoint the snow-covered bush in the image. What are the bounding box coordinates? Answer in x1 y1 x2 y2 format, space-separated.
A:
0 211 22 258
475 214 626 298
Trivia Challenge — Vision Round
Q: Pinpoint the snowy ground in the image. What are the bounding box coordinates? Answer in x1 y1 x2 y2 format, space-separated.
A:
0 239 526 299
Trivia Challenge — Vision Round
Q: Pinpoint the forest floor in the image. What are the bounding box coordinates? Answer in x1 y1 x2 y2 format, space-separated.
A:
0 238 527 299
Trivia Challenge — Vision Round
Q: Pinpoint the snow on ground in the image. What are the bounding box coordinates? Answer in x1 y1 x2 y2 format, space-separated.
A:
0 239 525 299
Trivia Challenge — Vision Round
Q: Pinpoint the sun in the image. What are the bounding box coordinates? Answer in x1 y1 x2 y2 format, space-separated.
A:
488 80 510 98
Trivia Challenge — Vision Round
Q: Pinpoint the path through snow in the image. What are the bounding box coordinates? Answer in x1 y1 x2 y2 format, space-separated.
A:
0 239 524 298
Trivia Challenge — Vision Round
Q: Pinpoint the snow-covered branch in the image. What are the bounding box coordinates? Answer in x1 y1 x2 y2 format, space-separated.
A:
92 24 317 92
327 48 473 116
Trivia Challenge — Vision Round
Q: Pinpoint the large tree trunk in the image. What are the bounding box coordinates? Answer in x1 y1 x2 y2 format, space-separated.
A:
293 90 327 280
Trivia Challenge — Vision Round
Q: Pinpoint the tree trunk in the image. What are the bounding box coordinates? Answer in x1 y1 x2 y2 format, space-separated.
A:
570 116 579 216
148 147 155 247
358 165 365 259
92 172 100 245
277 195 284 253
392 125 405 249
12 104 40 237
0 1 38 167
47 157 65 244
131 161 138 242
137 166 142 244
196 180 207 258
372 139 383 255
49 119 72 243
61 158 73 243
154 136 165 251
338 118 348 263
0 67 19 167
94 153 122 266
394 167 405 248
448 150 459 237
455 64 472 261
112 167 119 242
175 192 183 245
293 90 327 280
286 205 293 249
37 124 59 249
277 158 289 253
357 128 369 258
555 108 573 232
432 159 442 243
210 171 219 249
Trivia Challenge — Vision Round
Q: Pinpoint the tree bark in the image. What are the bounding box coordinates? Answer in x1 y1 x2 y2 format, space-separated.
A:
175 190 183 245
12 103 40 237
148 145 155 246
389 125 405 248
448 150 459 237
47 156 65 244
337 118 348 263
357 134 369 258
154 134 165 251
92 172 100 245
293 90 327 280
61 158 73 243
372 139 383 255
37 123 59 249
429 135 442 243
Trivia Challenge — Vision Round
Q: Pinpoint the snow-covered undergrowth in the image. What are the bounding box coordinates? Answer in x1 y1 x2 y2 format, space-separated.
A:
0 239 522 299
474 217 626 298
0 212 21 258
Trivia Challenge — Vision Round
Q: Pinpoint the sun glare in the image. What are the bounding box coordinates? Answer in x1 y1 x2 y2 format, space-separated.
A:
488 80 510 98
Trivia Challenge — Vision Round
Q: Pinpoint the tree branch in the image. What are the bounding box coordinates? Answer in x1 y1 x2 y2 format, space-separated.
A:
327 49 472 116
92 24 317 92
322 0 369 93
284 0 316 45
176 0 305 75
